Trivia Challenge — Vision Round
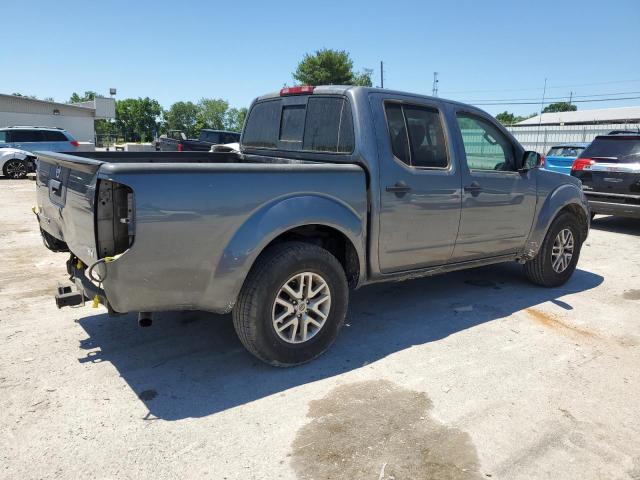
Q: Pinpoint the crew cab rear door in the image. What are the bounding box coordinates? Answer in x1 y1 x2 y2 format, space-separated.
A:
371 93 462 272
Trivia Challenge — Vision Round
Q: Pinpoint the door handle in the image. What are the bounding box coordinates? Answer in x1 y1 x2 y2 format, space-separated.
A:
386 182 412 197
464 182 482 196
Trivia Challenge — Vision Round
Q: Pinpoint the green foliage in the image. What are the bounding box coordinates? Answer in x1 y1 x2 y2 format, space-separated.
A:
495 111 537 125
352 68 373 87
543 102 577 113
69 91 98 103
164 101 199 137
225 107 248 132
196 98 229 131
115 97 163 143
293 49 372 86
166 99 246 137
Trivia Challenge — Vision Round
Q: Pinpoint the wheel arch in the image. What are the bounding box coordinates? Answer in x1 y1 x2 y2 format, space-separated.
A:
524 183 589 258
208 194 366 312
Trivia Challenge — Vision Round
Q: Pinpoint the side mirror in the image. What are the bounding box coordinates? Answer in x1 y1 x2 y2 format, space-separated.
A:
520 151 543 171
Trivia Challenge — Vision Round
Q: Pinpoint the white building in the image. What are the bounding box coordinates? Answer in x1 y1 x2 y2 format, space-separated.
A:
507 106 640 154
0 94 116 143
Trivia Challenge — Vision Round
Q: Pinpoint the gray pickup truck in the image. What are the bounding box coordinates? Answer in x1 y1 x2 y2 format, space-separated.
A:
35 85 590 366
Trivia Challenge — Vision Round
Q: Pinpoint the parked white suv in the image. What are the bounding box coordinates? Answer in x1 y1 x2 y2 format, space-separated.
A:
0 126 79 179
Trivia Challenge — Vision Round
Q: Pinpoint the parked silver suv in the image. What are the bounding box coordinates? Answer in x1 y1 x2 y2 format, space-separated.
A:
0 126 79 178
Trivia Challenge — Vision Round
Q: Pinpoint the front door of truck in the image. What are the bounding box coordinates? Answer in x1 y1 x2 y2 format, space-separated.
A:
452 111 536 260
373 95 462 273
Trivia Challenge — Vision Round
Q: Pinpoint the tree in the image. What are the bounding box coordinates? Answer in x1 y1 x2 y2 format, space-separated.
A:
495 111 538 125
165 101 199 137
69 91 98 103
225 107 248 132
543 102 577 113
352 68 373 87
495 111 518 125
293 49 372 86
115 97 163 142
196 98 229 131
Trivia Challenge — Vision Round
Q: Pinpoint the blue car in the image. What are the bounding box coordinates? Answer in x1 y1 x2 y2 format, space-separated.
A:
543 143 590 175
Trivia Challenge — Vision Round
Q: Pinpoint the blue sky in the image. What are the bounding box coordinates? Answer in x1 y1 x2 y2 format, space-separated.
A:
3 0 639 116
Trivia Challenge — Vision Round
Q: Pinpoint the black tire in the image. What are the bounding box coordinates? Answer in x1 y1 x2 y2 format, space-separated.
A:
232 241 349 367
524 212 583 287
3 159 28 179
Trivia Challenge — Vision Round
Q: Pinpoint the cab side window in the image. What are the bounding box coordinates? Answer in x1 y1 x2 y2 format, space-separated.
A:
456 114 514 171
385 103 448 168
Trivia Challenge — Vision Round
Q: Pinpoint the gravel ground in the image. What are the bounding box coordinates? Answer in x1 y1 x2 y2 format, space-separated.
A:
1 177 639 480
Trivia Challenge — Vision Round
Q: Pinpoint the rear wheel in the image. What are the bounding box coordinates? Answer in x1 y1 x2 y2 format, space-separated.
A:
232 241 348 366
3 159 28 179
524 212 583 287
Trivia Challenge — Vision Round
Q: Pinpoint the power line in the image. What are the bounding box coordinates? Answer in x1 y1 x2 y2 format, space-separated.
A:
471 96 640 106
440 78 640 95
461 90 640 103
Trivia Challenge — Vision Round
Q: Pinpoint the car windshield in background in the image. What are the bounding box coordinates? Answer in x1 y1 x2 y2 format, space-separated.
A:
243 96 354 154
580 136 640 163
547 146 585 157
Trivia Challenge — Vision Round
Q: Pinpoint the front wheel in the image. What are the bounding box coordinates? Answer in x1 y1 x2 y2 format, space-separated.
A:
524 212 583 287
3 159 28 179
232 241 349 366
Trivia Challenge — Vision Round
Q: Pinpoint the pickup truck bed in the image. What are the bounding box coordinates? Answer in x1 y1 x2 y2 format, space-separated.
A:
36 85 589 366
35 150 366 314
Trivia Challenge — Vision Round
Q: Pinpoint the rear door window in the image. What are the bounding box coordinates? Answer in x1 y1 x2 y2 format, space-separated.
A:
9 130 44 142
0 131 6 143
41 130 69 142
547 146 584 157
384 103 448 168
581 137 640 163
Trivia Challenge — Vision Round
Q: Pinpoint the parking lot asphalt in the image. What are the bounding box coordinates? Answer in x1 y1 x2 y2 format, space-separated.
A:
1 177 639 480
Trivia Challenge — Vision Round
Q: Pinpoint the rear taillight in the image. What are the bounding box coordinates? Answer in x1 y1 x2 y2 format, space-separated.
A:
177 143 183 152
70 140 79 147
539 155 545 167
572 158 595 171
280 85 315 96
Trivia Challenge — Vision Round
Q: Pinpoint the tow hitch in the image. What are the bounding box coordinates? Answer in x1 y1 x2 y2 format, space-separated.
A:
55 284 85 308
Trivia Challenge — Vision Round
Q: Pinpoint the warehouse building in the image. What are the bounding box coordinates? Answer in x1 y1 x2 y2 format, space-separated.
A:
507 106 640 153
0 94 115 143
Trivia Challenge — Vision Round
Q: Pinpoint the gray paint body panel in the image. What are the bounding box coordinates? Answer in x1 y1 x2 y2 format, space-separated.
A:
35 87 589 314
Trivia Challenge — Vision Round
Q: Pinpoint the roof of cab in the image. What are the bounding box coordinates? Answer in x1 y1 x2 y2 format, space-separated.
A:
254 85 475 109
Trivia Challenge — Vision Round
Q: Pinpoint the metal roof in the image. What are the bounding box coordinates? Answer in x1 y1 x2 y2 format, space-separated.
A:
0 93 94 112
516 106 640 126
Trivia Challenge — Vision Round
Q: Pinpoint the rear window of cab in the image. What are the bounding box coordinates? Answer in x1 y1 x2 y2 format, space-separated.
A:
242 96 354 154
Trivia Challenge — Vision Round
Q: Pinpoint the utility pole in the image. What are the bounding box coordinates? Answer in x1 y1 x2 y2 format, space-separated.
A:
380 61 384 88
534 78 548 152
432 72 439 97
569 91 573 104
